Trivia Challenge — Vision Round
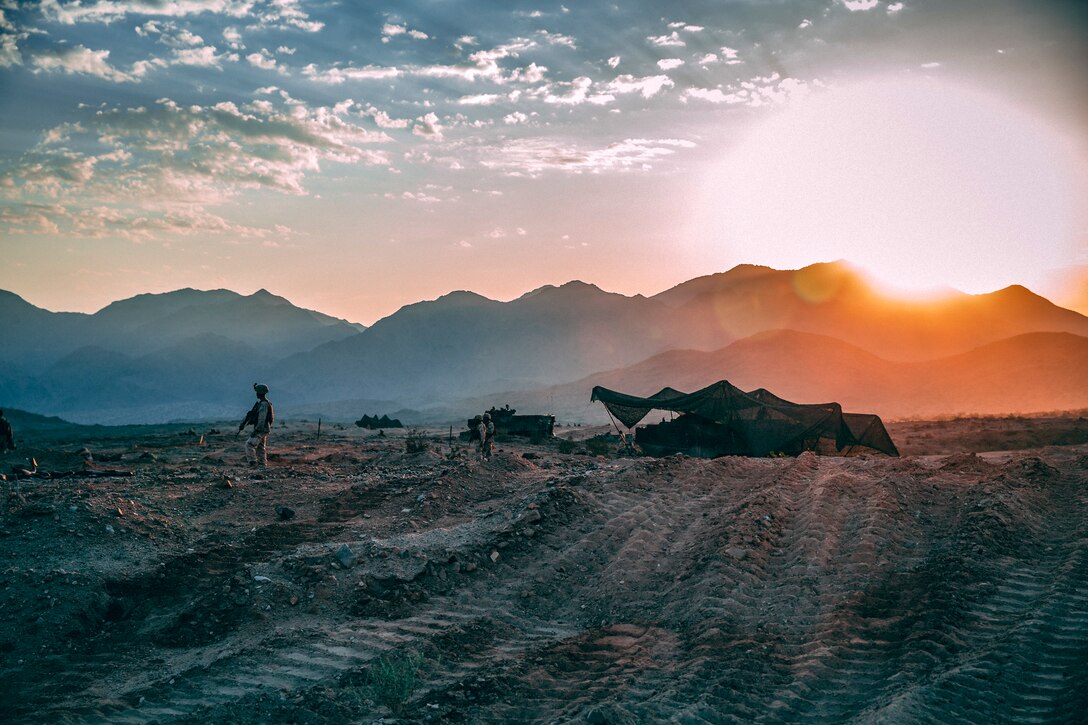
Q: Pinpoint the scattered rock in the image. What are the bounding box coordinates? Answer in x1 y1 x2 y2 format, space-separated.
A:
489 551 500 563
275 505 295 521
335 544 357 569
254 575 272 583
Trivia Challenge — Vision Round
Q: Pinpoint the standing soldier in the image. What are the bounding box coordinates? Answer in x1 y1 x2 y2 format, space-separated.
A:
478 411 495 462
0 410 15 452
239 383 274 467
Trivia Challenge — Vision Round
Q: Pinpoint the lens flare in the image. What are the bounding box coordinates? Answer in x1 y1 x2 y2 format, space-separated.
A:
701 75 1086 294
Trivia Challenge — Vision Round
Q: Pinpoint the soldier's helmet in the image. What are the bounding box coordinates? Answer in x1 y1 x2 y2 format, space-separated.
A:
254 383 270 396
483 412 491 420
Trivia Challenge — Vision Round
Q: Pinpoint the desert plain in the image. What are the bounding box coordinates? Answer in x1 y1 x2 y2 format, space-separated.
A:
1 414 1087 724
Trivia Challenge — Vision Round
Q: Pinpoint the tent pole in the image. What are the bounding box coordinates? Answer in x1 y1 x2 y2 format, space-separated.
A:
604 408 625 437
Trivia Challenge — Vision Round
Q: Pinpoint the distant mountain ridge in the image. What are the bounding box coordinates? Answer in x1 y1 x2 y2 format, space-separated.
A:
0 288 364 367
472 330 1088 423
0 288 365 423
3 262 1088 423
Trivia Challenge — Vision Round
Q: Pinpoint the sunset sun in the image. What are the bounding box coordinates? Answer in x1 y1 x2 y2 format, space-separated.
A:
705 76 1085 295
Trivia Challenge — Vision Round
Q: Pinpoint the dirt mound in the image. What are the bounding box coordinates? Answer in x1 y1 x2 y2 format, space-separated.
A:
2 423 1086 723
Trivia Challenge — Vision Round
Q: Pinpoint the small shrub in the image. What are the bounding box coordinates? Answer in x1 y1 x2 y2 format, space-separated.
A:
405 429 429 454
584 436 613 456
363 650 423 712
557 438 577 454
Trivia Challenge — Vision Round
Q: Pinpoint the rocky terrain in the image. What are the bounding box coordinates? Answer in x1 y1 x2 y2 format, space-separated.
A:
1 419 1086 723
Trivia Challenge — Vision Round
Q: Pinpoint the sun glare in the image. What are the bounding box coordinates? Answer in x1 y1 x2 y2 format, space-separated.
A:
702 76 1085 295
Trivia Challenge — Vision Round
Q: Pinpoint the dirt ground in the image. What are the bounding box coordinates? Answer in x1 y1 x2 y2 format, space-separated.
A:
1 417 1087 724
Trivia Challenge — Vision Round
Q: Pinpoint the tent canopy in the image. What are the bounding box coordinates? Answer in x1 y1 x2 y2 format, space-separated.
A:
591 380 898 457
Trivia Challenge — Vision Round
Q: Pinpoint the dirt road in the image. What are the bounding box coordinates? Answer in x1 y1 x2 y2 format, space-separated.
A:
1 424 1086 723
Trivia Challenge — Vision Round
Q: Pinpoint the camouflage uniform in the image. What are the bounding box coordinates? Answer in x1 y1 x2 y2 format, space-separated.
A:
240 384 274 466
478 415 495 461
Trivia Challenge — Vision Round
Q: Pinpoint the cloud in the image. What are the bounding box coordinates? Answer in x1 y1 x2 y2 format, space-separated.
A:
0 203 65 235
2 95 392 222
887 2 904 13
302 63 401 83
413 112 444 140
0 32 20 67
647 32 684 47
479 137 695 176
172 45 237 68
40 0 323 32
537 30 575 48
682 73 812 107
798 18 813 29
657 58 684 70
603 74 674 98
30 45 134 82
136 21 204 47
458 93 503 106
246 48 285 73
382 23 428 42
541 76 614 105
222 26 243 49
40 0 253 24
303 37 553 87
0 200 280 242
412 38 538 83
607 55 620 68
841 0 880 10
681 87 745 104
510 62 547 84
503 111 530 125
697 53 719 65
386 190 442 203
362 106 410 129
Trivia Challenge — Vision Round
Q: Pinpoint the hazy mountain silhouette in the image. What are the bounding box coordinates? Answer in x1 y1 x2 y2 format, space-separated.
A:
272 281 680 407
0 288 364 422
651 262 1088 360
0 288 364 368
4 263 1088 423
495 330 1088 422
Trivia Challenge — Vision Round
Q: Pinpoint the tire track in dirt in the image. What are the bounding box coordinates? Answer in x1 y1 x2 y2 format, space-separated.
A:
30 467 596 724
13 451 1088 723
868 472 1088 723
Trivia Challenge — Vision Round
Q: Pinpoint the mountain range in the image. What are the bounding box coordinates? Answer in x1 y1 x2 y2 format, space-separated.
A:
3 262 1087 424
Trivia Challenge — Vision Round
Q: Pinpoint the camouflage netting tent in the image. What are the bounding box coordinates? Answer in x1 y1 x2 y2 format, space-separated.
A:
591 380 898 458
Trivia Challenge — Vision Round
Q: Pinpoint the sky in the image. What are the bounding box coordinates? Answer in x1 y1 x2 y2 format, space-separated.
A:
1 0 1086 324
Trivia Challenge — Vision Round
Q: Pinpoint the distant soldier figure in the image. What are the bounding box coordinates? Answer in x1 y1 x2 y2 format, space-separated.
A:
478 411 495 461
239 383 274 467
0 410 15 452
